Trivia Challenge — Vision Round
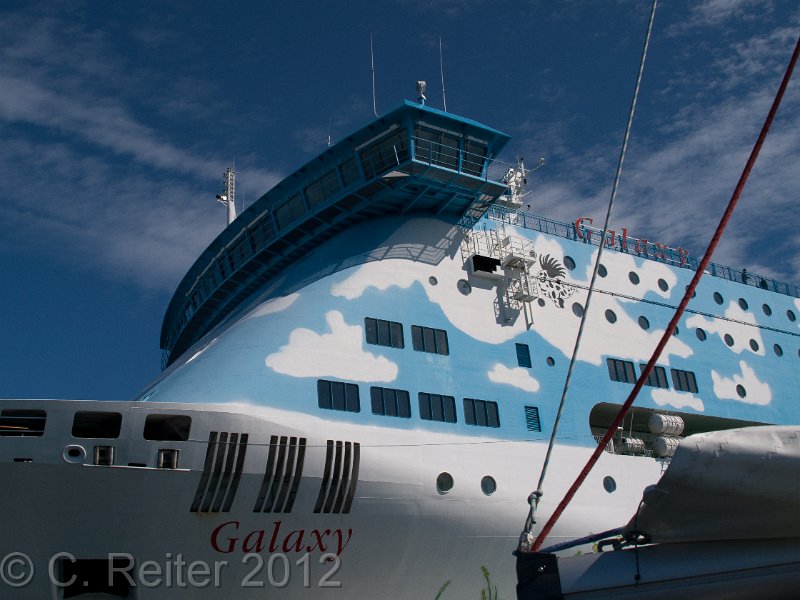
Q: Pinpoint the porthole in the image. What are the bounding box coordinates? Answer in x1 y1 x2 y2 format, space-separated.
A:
750 339 760 352
603 476 617 493
63 445 86 464
736 385 747 399
537 298 546 307
738 298 748 310
684 285 697 299
763 303 772 316
787 310 796 322
673 326 679 336
598 264 608 278
638 316 650 330
546 357 555 366
428 276 438 286
481 475 497 496
436 472 454 494
605 309 617 324
774 344 784 357
696 328 707 341
658 278 669 292
713 292 724 305
564 256 576 271
572 302 584 318
724 334 734 347
457 279 471 295
629 271 640 285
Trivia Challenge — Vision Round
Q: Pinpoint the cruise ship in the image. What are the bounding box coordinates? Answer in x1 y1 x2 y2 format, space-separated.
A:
2 98 800 599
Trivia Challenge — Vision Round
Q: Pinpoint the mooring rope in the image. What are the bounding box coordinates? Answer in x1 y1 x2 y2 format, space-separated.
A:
529 30 800 553
517 0 659 553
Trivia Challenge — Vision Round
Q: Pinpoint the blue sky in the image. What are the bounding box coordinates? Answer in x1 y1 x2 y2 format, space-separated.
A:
1 0 798 399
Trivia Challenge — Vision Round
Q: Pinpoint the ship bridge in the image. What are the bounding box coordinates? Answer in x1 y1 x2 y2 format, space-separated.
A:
160 101 511 367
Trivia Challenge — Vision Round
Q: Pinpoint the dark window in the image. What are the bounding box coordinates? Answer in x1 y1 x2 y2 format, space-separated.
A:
411 325 449 355
317 380 360 412
607 358 636 383
370 387 411 418
670 369 699 393
364 317 404 348
516 343 532 368
418 393 457 423
524 406 541 432
640 365 669 389
72 412 122 439
0 409 46 437
143 414 191 441
463 398 500 428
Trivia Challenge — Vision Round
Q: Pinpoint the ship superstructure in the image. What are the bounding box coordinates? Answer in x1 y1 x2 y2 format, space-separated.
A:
2 101 800 599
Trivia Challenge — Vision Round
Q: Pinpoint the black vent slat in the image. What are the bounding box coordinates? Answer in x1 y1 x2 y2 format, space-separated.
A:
343 442 360 513
254 436 279 512
274 437 298 511
211 433 239 512
266 436 289 512
190 431 219 512
200 432 229 512
222 434 249 512
284 438 306 513
324 441 344 513
332 442 352 514
314 441 334 513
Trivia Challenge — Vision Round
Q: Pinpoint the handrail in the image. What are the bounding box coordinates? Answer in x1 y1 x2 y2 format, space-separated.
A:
486 206 800 298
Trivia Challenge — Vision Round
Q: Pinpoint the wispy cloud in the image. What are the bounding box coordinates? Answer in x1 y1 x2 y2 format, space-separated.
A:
0 9 281 292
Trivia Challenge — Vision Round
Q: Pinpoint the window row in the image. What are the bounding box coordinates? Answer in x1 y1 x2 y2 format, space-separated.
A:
0 409 192 441
364 318 449 356
317 380 499 428
606 358 698 393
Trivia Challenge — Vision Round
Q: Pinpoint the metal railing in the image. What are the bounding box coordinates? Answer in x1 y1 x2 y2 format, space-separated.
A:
487 206 800 299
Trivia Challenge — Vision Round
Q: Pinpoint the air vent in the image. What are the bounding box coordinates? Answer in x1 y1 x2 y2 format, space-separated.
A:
190 431 248 513
314 440 360 514
93 445 114 466
254 436 307 513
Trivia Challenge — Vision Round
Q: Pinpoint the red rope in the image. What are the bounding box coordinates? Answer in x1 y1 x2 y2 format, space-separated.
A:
531 32 800 553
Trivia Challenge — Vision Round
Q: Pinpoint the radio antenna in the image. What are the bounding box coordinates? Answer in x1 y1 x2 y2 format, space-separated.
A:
439 36 447 112
370 33 378 117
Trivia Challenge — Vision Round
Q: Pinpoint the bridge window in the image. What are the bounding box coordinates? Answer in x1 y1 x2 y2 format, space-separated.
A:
370 387 411 418
317 380 360 413
607 358 636 383
419 393 457 423
414 126 460 170
411 325 449 355
365 318 404 349
670 369 698 393
360 130 409 178
464 398 500 428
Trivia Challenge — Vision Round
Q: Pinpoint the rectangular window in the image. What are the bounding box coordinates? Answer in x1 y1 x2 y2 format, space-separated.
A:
411 325 449 355
671 369 699 393
640 364 669 389
516 343 532 368
72 411 122 439
317 379 361 412
607 358 636 383
463 398 500 428
0 409 46 437
364 318 404 349
370 387 411 418
524 406 541 432
143 414 191 441
418 393 457 423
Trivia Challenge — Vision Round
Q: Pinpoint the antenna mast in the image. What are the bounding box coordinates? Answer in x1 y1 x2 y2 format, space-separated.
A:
439 37 447 112
370 33 378 117
215 167 236 225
